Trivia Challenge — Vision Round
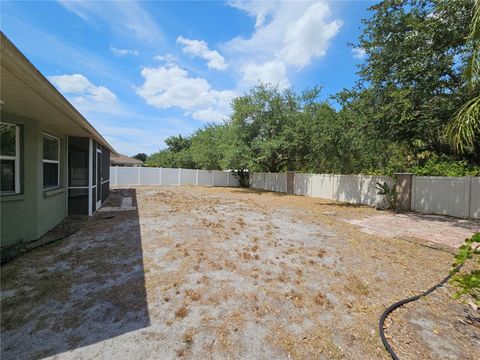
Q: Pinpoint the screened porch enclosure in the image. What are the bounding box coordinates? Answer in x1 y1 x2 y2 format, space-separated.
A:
68 136 110 216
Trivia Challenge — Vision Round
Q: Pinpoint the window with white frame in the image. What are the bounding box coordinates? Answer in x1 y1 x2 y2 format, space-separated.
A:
43 133 60 190
1 123 20 194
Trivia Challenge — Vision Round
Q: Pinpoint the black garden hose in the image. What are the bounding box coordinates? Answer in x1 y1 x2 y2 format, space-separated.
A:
1 226 82 265
379 264 463 360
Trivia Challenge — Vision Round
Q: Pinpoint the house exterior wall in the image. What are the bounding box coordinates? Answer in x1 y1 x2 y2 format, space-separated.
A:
36 121 67 238
1 114 38 247
1 113 68 247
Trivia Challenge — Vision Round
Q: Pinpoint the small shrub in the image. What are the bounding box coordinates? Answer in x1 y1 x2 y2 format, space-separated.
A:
450 232 480 307
233 170 249 187
376 181 397 210
409 158 480 177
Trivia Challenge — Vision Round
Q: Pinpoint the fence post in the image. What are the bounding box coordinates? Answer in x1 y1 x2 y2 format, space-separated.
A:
227 172 230 187
359 174 364 204
465 176 472 219
178 168 182 186
212 171 215 186
138 166 141 185
286 171 294 194
159 167 162 186
410 175 416 211
331 174 335 200
114 166 118 186
196 169 199 186
307 174 314 196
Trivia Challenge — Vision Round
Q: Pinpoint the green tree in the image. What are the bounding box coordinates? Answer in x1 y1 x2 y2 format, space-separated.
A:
132 153 147 163
146 135 196 168
164 135 192 153
190 124 228 170
356 0 474 155
447 0 480 153
230 84 313 173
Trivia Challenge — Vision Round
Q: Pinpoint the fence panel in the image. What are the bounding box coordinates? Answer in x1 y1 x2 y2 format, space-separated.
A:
264 173 276 192
110 167 117 186
213 171 229 187
250 173 265 189
275 173 287 193
115 167 139 186
197 170 212 185
311 174 334 199
139 167 160 185
413 176 469 218
332 175 361 203
229 173 240 187
180 169 196 185
361 175 392 206
470 178 480 219
160 168 179 186
293 173 311 196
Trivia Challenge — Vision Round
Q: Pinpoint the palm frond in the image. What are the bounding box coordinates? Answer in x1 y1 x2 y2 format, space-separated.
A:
466 0 480 90
446 95 480 153
447 0 480 151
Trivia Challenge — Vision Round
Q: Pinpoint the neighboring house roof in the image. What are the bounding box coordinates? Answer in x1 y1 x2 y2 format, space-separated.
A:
0 32 118 155
110 154 143 166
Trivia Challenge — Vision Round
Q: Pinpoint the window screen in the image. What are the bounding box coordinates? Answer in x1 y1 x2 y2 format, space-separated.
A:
1 124 16 157
43 134 60 189
1 159 15 192
43 136 59 161
0 123 20 194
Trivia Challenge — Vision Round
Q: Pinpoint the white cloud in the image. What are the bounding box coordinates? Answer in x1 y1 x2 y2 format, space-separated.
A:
352 47 367 60
110 46 139 56
59 1 164 44
177 36 227 70
241 60 289 89
154 53 177 64
228 0 278 28
225 1 342 88
281 3 342 68
191 108 227 122
49 74 118 114
136 64 235 122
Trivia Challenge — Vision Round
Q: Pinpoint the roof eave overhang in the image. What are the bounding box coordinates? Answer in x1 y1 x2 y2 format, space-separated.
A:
0 32 118 155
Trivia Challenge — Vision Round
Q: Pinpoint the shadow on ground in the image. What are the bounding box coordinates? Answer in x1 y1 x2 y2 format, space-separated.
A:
0 189 150 359
402 212 480 231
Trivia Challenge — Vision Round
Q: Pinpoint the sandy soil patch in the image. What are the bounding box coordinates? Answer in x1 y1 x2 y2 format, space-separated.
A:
1 186 478 360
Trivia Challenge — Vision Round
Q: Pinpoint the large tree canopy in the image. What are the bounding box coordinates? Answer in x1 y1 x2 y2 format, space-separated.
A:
145 0 479 179
357 0 473 151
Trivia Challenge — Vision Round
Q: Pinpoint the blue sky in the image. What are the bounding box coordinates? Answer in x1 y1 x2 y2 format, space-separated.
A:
1 1 373 156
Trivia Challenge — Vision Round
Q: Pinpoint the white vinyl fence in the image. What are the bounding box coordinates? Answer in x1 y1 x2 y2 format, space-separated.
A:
412 176 480 219
250 172 480 219
110 167 240 187
251 173 391 206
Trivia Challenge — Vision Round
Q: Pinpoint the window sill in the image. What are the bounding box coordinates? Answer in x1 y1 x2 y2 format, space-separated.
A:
43 187 65 197
0 193 25 202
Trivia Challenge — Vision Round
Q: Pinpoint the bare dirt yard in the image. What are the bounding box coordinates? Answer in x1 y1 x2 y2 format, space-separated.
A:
1 186 479 359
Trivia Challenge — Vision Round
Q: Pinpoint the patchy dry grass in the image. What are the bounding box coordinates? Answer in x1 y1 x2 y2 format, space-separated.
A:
175 305 189 319
1 186 478 360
